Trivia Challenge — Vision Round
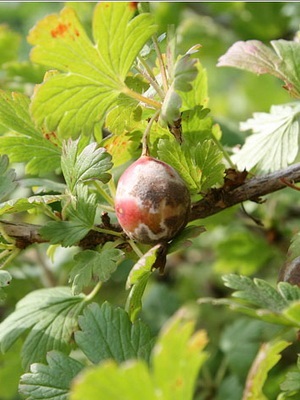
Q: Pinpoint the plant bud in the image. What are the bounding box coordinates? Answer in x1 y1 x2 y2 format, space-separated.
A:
115 156 191 244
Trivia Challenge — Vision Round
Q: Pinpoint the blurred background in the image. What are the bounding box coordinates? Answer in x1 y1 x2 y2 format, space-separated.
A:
0 2 300 400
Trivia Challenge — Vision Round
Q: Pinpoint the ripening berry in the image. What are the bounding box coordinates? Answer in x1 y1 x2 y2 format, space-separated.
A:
115 156 190 244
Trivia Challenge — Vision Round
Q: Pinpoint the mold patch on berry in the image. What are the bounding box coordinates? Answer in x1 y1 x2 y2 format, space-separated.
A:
115 156 191 244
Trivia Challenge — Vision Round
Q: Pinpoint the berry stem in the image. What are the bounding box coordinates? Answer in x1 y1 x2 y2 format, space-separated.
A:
84 281 103 302
136 56 165 100
152 34 169 93
122 86 161 109
142 109 161 156
93 226 123 237
93 181 115 207
129 239 144 258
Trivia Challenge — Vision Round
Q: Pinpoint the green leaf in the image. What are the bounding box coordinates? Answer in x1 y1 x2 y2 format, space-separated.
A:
19 351 83 400
201 275 300 327
70 246 124 295
40 185 97 247
160 46 199 125
0 155 17 202
158 138 224 193
126 244 165 321
75 302 155 364
0 287 85 370
181 106 212 140
179 60 208 110
278 282 300 302
0 194 65 217
243 339 290 400
281 355 300 393
218 39 300 98
0 91 61 175
151 311 208 400
101 130 141 167
20 178 67 194
223 274 289 312
61 139 112 193
232 103 300 172
157 138 199 192
173 45 200 92
28 4 157 138
193 139 225 191
105 103 143 136
70 311 208 400
282 302 300 326
71 360 157 400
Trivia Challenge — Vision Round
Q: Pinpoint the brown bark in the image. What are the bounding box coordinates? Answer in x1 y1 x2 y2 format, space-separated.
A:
2 163 300 249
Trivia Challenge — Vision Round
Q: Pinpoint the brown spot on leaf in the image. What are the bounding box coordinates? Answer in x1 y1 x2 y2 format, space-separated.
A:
129 2 138 11
43 131 59 147
51 23 69 38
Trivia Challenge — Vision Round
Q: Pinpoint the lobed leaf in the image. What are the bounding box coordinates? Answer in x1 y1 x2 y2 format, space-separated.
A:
19 351 84 400
70 246 124 295
157 138 200 192
28 3 157 138
70 311 208 400
158 137 224 193
223 274 289 312
232 103 300 172
202 275 300 328
0 287 85 370
218 39 300 98
61 139 112 193
75 302 155 365
193 139 225 191
40 185 97 247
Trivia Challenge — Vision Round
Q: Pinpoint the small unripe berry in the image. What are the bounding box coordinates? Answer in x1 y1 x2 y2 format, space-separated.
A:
115 156 191 244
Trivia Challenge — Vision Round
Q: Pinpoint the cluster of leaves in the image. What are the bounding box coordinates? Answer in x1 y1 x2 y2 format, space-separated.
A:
0 3 224 399
200 273 300 398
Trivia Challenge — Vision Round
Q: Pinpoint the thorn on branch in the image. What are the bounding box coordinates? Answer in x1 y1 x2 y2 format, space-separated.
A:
280 177 300 191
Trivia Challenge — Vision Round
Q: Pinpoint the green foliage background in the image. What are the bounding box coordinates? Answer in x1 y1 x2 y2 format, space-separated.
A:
0 2 300 400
